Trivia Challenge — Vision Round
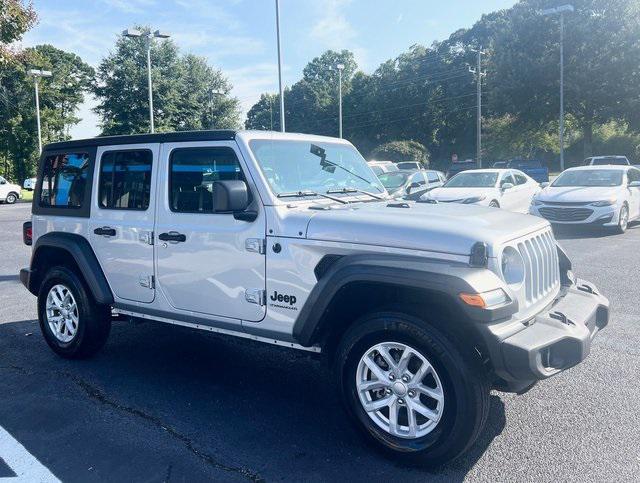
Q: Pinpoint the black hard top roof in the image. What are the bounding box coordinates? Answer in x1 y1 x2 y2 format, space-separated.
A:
44 130 237 151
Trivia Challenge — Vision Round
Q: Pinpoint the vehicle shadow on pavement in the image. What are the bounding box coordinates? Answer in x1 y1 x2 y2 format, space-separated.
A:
552 223 638 240
0 318 506 481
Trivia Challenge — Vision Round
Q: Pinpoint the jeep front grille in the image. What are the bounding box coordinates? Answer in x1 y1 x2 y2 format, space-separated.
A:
516 230 560 306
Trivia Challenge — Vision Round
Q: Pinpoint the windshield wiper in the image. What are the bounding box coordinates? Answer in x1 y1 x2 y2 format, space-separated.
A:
326 187 386 200
277 190 349 204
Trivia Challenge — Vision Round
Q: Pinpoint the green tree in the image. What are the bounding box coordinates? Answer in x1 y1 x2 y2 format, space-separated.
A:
93 29 240 135
0 45 93 181
0 0 37 65
371 140 430 165
245 49 357 136
245 93 279 131
474 0 640 159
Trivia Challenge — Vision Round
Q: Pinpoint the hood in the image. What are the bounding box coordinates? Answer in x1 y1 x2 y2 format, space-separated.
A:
427 187 494 202
538 186 620 203
301 201 549 256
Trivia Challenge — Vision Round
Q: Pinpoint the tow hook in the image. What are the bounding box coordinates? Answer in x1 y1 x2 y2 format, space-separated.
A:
577 284 597 295
550 311 575 326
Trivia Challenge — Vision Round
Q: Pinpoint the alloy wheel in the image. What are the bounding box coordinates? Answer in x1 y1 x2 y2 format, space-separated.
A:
45 284 79 343
356 341 444 439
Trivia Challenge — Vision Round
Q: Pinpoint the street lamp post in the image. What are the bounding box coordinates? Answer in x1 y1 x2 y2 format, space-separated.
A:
122 28 171 134
541 4 574 172
209 89 224 129
28 69 52 153
275 0 285 132
336 63 345 138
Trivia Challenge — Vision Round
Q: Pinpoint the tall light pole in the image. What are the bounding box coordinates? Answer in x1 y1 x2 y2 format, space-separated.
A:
208 89 224 129
275 0 285 132
122 28 171 134
28 69 52 153
336 63 345 138
541 4 574 172
468 49 486 168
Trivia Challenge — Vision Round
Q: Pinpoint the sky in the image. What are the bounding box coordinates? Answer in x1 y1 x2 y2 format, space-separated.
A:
21 0 517 138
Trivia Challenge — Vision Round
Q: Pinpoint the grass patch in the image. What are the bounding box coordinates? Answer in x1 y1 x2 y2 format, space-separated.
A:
20 190 33 202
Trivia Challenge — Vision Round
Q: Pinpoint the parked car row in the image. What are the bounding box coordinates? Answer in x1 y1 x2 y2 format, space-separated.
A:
367 156 639 236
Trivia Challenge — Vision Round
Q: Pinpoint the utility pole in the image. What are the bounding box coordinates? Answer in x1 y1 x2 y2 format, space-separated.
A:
541 4 574 172
28 69 52 153
336 63 344 138
469 49 486 168
275 0 285 132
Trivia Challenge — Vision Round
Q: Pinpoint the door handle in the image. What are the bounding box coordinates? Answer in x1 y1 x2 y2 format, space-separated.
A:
158 231 186 243
94 226 116 237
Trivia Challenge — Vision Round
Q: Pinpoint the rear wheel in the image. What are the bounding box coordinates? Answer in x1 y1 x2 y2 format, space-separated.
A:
489 200 499 208
38 266 111 359
334 311 490 466
5 192 18 204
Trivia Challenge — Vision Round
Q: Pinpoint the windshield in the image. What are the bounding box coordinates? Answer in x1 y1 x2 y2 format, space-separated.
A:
591 157 628 166
250 139 384 196
552 169 623 187
444 172 498 188
378 171 411 190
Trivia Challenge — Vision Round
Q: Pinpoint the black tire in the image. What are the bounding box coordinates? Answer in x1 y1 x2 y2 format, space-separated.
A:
38 266 111 359
613 203 629 234
489 200 499 208
334 311 490 467
5 192 18 204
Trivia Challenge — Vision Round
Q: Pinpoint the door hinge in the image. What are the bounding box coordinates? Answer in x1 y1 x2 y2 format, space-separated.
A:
139 231 154 245
139 274 155 289
245 238 266 254
245 288 266 306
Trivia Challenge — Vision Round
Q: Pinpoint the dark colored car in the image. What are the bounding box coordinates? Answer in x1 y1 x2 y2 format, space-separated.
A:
446 160 477 179
492 159 549 183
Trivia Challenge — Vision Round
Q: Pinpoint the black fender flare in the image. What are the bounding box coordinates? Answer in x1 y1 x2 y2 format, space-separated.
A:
292 254 517 347
24 232 114 305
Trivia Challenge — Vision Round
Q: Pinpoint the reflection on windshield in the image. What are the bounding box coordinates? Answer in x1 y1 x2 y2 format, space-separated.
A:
378 172 410 189
444 172 498 188
553 170 623 187
250 139 384 195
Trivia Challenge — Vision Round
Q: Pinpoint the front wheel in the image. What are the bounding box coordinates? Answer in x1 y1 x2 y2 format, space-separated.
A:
5 192 18 204
614 204 629 234
489 200 500 208
334 312 490 466
38 266 111 359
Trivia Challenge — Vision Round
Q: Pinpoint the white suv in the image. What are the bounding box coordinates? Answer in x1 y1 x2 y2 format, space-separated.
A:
0 176 22 204
20 130 609 466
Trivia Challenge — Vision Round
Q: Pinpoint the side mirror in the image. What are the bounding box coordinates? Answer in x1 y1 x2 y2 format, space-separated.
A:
0 180 5 185
540 182 550 188
213 180 249 213
501 182 514 191
409 182 421 189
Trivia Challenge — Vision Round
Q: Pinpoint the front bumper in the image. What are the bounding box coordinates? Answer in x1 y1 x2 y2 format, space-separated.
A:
480 278 609 391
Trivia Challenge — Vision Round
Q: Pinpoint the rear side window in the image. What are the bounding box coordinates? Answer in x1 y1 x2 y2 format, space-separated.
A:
169 147 245 213
39 153 90 209
514 172 528 185
99 150 153 210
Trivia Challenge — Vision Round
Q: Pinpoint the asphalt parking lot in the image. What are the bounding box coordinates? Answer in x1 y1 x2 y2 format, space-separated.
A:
1 202 639 482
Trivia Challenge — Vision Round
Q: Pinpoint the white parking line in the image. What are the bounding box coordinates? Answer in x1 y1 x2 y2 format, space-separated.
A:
0 426 59 482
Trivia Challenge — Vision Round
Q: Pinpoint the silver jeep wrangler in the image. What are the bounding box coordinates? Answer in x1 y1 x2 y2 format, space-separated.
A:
20 130 609 466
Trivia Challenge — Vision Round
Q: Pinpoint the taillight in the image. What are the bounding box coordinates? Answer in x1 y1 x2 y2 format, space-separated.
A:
23 221 32 246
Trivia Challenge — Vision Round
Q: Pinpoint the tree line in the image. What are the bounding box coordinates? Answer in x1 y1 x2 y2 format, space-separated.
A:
2 0 640 181
246 0 640 170
1 2 240 181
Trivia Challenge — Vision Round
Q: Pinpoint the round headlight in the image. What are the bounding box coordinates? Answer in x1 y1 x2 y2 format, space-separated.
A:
501 246 525 288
